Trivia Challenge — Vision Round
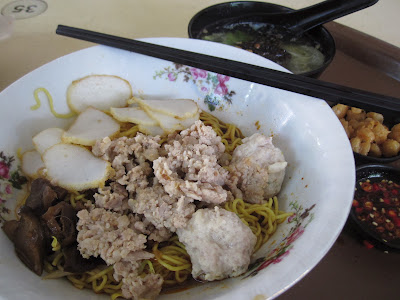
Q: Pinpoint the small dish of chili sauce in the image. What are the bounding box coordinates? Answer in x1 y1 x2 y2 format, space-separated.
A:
351 164 400 250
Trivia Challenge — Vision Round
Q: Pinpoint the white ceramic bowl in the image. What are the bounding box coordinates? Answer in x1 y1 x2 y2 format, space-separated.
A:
0 38 355 299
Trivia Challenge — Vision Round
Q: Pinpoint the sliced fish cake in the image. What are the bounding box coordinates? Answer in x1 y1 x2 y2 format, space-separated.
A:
21 150 45 178
42 143 112 191
134 98 199 119
67 75 132 113
62 107 120 146
144 109 184 134
32 128 64 154
110 107 157 125
138 124 165 136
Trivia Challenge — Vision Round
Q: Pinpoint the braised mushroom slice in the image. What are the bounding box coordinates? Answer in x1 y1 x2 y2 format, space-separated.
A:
52 185 68 201
24 178 67 216
41 202 77 247
2 219 19 242
63 243 105 273
13 208 46 275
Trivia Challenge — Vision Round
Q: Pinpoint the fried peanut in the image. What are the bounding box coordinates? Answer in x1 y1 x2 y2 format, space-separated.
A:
356 127 375 143
372 123 390 144
346 109 366 122
332 104 349 119
391 124 400 132
359 141 371 156
388 124 400 143
350 137 361 153
351 107 363 114
382 139 400 157
366 112 384 123
363 118 378 129
340 119 353 138
348 119 361 133
388 130 400 143
369 143 382 157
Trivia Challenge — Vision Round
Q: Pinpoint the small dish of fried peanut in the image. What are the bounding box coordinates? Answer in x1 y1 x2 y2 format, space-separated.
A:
332 104 400 159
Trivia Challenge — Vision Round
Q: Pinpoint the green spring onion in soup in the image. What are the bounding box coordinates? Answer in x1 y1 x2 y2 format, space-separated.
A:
281 44 325 74
198 22 326 74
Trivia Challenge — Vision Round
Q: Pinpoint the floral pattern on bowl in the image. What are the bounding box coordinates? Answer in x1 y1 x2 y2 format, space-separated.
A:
0 151 27 223
154 63 235 111
245 201 316 278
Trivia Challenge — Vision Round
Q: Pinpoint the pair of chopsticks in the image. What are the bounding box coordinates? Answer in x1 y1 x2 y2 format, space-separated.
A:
56 25 400 117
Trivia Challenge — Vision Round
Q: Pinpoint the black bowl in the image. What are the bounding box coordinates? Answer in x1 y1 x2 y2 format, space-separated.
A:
354 152 400 166
349 164 400 251
188 1 336 78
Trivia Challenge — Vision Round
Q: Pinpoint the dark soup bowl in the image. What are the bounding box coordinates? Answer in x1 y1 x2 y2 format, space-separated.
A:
350 164 400 251
188 1 336 78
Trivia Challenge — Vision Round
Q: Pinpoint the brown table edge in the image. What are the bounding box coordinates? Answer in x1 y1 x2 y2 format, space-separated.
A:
324 22 400 81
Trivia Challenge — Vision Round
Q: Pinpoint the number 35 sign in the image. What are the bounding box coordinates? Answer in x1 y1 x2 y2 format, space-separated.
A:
2 0 47 19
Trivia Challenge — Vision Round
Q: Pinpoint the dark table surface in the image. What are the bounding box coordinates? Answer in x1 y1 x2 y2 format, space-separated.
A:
278 22 400 300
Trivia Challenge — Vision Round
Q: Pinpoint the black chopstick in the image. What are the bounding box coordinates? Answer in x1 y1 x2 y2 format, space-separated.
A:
56 25 400 116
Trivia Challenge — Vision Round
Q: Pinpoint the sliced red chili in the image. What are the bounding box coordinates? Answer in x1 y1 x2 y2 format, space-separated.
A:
383 198 391 205
387 210 397 219
363 240 374 249
372 183 380 191
355 207 363 214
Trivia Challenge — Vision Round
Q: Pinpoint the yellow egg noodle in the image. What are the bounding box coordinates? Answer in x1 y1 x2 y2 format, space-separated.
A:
32 87 76 118
224 197 293 252
19 102 290 298
200 111 244 155
152 235 192 286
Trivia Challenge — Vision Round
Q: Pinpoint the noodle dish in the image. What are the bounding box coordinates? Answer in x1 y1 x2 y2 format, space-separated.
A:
0 38 355 299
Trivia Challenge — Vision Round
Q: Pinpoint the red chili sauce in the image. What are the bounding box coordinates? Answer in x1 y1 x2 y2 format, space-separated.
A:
353 178 400 242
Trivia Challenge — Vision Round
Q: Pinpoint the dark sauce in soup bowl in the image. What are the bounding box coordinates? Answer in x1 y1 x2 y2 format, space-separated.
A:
198 21 326 75
188 1 336 78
